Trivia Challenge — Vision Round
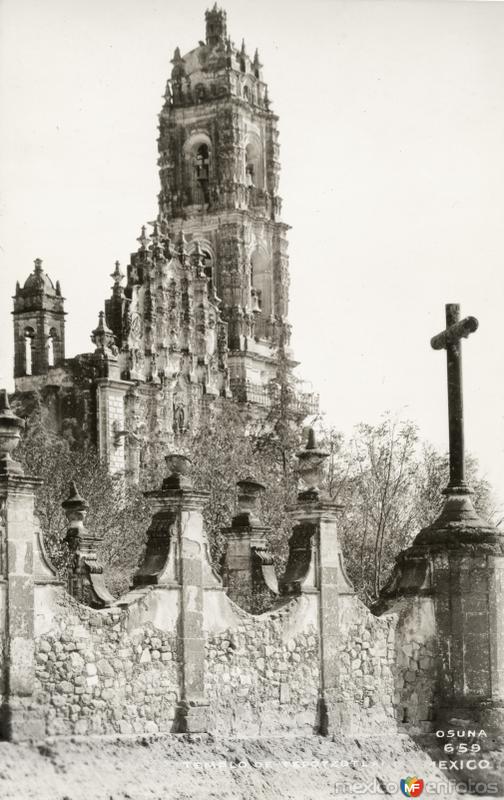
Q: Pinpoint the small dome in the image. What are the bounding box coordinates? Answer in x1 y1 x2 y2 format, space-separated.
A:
22 259 57 295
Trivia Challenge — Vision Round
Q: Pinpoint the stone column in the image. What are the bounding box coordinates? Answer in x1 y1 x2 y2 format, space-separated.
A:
221 478 278 614
0 389 44 741
135 454 215 733
280 429 353 736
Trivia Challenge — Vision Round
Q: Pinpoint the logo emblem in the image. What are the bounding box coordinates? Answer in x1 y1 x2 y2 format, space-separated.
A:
400 777 424 797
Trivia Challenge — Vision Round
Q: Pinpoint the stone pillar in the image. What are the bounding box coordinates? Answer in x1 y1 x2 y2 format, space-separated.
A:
0 389 44 741
280 429 353 736
95 378 132 475
135 454 217 732
62 482 114 608
91 308 134 475
382 487 504 738
221 478 278 614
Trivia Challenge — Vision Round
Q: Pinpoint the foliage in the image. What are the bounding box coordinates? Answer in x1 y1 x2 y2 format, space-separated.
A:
318 413 499 604
17 411 150 597
179 400 297 573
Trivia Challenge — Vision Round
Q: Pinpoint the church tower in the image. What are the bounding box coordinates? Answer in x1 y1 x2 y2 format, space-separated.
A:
12 259 66 387
157 5 291 401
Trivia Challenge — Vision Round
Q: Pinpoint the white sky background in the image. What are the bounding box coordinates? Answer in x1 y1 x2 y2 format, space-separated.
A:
0 0 503 503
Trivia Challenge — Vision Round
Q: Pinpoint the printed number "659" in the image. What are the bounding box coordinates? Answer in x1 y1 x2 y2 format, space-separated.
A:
443 744 481 754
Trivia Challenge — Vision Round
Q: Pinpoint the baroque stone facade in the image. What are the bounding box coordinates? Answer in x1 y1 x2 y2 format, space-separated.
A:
10 7 315 480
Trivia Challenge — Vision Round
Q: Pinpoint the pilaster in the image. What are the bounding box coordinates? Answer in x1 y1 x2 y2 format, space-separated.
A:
135 454 220 732
280 429 353 735
0 389 44 740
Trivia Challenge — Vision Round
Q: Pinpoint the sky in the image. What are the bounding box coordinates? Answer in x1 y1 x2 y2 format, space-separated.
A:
0 0 503 502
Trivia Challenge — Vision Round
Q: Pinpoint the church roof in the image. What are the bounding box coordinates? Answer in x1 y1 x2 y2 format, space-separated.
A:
20 259 60 296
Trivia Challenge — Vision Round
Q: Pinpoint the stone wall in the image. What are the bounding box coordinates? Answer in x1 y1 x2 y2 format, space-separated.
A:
389 597 437 733
205 596 319 737
25 574 439 740
33 592 179 737
0 441 442 743
338 594 397 731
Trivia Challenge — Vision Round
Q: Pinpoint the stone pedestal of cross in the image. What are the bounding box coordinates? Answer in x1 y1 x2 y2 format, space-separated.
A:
430 303 478 495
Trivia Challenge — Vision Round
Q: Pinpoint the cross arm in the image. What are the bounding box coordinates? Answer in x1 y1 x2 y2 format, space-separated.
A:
431 316 478 351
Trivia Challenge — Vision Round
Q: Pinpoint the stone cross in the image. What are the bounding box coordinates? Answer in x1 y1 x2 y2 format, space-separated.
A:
430 303 478 490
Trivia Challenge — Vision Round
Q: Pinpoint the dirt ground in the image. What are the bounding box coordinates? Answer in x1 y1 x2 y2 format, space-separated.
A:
0 732 468 800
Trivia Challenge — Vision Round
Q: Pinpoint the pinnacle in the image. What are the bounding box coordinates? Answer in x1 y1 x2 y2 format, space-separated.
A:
306 427 317 450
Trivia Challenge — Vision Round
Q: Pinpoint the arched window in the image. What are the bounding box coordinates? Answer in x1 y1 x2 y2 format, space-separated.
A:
194 143 210 204
202 249 213 288
191 243 215 289
47 327 57 367
240 58 246 73
245 140 262 188
250 249 271 320
24 327 35 375
243 85 250 102
47 335 54 367
194 84 206 104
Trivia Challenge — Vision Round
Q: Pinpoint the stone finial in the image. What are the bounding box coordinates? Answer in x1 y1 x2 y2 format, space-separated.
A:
172 46 185 66
232 477 265 529
177 230 189 267
163 453 193 490
110 260 124 287
62 480 89 521
0 390 25 476
137 224 148 249
253 48 261 69
296 428 329 501
148 221 163 260
91 311 118 357
264 86 270 111
34 258 43 274
62 481 92 559
62 482 113 608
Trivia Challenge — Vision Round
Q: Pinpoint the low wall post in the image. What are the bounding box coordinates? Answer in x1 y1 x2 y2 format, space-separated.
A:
280 429 354 735
0 389 44 741
135 454 216 733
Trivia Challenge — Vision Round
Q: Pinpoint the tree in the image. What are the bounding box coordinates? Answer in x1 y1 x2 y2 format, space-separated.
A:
252 340 305 477
413 443 499 529
16 409 150 597
318 414 501 604
186 400 297 572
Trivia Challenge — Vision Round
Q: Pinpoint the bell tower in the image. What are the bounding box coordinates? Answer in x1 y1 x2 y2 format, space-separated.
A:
12 259 66 386
157 5 291 401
